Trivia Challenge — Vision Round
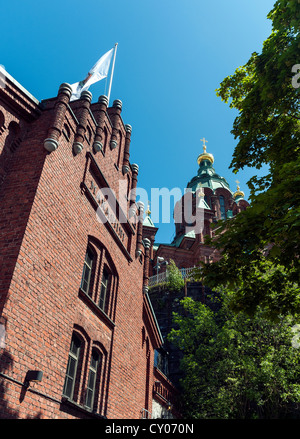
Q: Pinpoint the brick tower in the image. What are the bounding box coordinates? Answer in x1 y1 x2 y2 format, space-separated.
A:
0 67 177 419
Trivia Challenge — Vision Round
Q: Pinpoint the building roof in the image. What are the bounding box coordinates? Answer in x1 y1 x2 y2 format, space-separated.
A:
143 203 156 228
170 229 196 247
143 214 156 228
0 65 40 105
187 145 234 195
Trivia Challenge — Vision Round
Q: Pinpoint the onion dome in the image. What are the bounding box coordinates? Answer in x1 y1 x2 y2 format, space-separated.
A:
233 181 245 200
197 138 214 165
187 139 230 192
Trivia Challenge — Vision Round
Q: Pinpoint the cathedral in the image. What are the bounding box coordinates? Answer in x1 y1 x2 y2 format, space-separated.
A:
145 139 249 282
0 66 248 420
144 138 249 389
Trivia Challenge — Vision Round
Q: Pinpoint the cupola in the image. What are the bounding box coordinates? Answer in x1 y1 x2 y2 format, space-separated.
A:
197 138 214 166
233 181 245 200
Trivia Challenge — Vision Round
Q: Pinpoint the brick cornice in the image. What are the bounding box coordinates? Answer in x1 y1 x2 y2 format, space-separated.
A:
0 67 41 121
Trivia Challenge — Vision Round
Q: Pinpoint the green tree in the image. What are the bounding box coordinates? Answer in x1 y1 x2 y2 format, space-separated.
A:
166 259 185 292
201 0 300 318
168 294 300 419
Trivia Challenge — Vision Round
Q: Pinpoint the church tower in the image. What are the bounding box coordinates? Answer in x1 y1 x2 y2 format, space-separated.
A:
148 138 249 280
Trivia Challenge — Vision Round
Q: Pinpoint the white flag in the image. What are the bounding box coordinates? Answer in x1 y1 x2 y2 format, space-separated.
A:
70 48 114 101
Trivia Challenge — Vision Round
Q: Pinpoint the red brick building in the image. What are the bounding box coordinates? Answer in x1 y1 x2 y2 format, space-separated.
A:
0 67 176 419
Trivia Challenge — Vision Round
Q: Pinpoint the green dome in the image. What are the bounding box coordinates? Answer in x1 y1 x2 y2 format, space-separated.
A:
187 156 232 194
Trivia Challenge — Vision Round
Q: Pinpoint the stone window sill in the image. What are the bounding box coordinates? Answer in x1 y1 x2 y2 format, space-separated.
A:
61 396 106 419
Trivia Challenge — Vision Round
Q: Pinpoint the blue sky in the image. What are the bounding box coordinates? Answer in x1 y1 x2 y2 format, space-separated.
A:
1 0 275 244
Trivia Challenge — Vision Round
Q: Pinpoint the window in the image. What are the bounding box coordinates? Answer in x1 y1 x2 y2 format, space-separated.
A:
63 330 107 416
99 267 110 311
63 334 81 399
154 349 169 377
85 349 102 410
219 195 226 220
80 238 118 321
81 247 94 295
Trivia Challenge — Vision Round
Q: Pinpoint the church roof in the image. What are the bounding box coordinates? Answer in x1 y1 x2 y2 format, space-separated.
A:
187 140 234 195
143 214 155 228
143 203 156 228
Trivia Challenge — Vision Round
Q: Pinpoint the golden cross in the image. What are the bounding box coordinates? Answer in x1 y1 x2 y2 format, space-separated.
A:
146 200 151 216
235 180 240 189
198 185 204 197
200 137 208 152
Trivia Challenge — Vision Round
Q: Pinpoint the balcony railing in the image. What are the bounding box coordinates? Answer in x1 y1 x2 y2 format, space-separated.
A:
141 408 152 419
148 266 196 287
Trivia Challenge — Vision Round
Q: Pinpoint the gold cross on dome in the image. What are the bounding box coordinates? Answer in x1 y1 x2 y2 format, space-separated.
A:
235 179 240 189
200 137 208 152
198 185 204 197
146 200 151 216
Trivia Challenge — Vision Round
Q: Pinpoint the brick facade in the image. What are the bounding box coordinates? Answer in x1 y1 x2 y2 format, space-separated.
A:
0 69 171 419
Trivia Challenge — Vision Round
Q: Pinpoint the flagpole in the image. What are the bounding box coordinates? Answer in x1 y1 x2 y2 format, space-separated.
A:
107 43 118 105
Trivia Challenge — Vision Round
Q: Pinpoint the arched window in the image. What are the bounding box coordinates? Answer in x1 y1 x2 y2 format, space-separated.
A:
63 333 82 400
85 348 103 410
80 238 118 320
99 266 110 312
219 195 226 220
80 246 95 296
63 331 106 414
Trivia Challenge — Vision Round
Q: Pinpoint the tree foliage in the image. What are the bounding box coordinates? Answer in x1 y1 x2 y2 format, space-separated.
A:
168 295 300 419
166 259 185 292
201 0 300 318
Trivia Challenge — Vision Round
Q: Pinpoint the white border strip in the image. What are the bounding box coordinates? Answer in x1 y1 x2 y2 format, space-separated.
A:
0 65 39 104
